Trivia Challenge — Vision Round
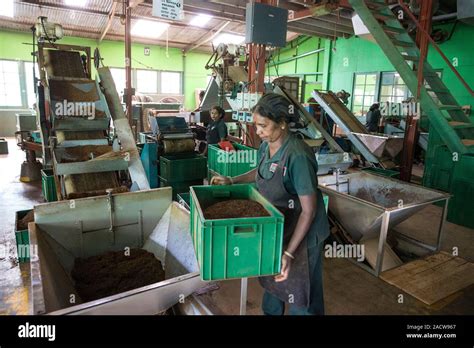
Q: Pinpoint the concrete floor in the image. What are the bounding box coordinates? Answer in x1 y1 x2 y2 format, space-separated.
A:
1 137 473 315
0 138 43 315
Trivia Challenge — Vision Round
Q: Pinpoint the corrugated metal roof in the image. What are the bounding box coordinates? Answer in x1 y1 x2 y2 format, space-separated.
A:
37 0 114 13
0 0 353 50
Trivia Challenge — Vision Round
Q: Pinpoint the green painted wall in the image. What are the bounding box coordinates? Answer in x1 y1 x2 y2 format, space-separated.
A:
327 22 474 116
183 51 211 110
0 29 210 110
266 22 474 117
268 36 326 101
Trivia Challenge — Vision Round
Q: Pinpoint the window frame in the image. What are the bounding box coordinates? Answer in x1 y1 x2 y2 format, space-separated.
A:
0 59 31 109
160 70 182 94
379 71 411 104
110 67 183 95
351 71 380 117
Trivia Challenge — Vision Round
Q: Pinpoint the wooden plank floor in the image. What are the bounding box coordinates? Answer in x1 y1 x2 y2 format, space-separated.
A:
380 251 474 305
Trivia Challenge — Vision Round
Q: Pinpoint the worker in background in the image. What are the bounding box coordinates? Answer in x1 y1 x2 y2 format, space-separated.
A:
206 105 228 145
365 102 381 133
211 93 330 315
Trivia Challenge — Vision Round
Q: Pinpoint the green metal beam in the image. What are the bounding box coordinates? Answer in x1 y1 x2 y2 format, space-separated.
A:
322 39 332 91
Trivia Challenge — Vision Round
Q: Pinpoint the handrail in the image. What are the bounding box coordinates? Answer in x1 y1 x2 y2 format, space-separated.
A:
398 0 474 97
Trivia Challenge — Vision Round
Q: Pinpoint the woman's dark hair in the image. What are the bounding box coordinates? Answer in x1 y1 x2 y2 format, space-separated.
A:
251 93 293 124
369 103 380 111
211 105 225 119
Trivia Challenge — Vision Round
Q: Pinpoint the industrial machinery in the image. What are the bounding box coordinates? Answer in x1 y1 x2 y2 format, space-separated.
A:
35 16 64 43
33 18 148 199
29 187 206 314
15 113 43 182
140 116 207 196
312 90 405 169
198 42 353 174
318 171 450 276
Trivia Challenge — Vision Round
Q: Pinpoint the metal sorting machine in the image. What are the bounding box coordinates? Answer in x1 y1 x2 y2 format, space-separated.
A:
29 187 207 315
140 116 207 192
318 171 450 276
312 90 404 169
36 40 149 200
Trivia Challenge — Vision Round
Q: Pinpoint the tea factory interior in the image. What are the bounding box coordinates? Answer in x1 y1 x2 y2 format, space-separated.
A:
0 0 473 316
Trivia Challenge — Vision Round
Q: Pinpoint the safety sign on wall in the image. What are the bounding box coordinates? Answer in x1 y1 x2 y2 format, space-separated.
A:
152 0 184 20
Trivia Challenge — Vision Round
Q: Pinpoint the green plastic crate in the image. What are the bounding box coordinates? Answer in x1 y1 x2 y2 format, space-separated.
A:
160 155 208 183
190 184 284 281
41 169 58 202
207 142 258 177
159 177 203 200
15 210 32 263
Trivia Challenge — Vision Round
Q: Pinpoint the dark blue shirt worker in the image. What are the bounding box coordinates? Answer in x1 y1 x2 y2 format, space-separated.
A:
211 93 330 315
206 106 228 145
365 103 381 133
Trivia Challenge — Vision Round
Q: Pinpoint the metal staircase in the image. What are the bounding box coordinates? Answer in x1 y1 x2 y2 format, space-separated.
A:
349 0 474 229
349 0 474 156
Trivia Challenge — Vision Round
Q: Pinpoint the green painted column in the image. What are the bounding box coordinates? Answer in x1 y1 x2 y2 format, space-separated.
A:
322 39 332 91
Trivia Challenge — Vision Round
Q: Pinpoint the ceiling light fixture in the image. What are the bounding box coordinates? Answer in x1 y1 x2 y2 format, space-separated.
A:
131 20 170 39
189 13 213 27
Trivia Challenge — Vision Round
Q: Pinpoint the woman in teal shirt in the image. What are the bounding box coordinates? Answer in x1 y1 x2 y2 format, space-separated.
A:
212 93 330 315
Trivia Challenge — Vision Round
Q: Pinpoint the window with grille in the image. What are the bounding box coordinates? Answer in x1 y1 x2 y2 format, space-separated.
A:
379 72 410 104
110 68 126 95
137 69 158 94
352 73 377 117
161 71 181 94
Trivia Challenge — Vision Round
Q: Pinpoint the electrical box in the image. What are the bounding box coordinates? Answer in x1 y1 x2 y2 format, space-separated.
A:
245 2 288 47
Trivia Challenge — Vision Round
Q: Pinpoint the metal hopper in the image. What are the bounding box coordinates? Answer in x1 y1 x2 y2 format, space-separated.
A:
318 171 450 275
351 132 405 159
29 187 206 315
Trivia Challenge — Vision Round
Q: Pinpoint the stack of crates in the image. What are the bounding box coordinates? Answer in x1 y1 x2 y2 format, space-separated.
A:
190 184 284 281
207 142 258 179
15 210 32 263
159 154 207 199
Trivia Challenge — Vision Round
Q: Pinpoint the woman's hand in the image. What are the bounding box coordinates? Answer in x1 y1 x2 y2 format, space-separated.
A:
210 175 232 185
274 254 292 282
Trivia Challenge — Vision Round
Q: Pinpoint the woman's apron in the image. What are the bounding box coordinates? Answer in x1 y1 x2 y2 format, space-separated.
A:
256 145 311 308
